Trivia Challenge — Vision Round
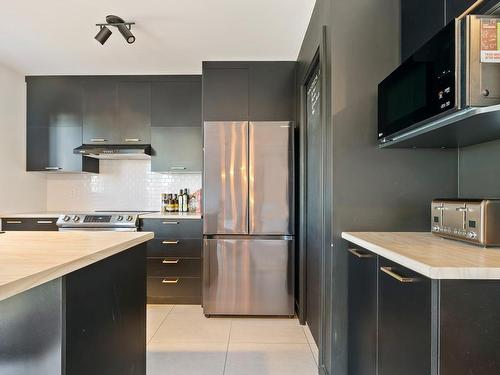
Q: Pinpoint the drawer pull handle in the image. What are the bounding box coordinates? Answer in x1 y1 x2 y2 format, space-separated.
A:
125 138 141 142
162 240 180 245
6 220 22 224
37 220 53 224
162 259 180 264
162 221 179 225
380 267 417 283
170 166 187 170
44 167 62 171
90 138 107 142
162 278 179 284
348 248 373 258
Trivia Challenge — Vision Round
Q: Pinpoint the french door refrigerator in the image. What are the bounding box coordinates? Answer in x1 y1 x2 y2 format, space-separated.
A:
203 121 295 316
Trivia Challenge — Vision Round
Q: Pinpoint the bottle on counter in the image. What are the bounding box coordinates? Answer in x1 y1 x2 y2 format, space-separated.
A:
161 193 168 213
178 189 184 212
167 194 174 212
182 189 189 212
174 194 179 212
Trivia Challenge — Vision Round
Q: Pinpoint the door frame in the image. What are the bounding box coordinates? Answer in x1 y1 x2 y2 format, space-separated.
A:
298 26 329 371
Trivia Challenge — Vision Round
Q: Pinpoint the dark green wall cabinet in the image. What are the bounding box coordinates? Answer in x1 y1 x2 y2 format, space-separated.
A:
202 61 296 122
83 79 151 145
150 76 202 173
401 0 486 60
26 77 98 173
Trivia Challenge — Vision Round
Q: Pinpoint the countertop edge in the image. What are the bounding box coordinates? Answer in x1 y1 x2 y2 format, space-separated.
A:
139 213 202 219
0 232 154 302
341 232 500 280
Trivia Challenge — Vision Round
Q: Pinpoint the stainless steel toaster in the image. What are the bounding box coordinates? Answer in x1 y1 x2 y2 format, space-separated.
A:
431 199 500 247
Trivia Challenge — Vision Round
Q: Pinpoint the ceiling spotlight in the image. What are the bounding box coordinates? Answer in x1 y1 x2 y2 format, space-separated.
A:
95 15 135 45
95 26 112 45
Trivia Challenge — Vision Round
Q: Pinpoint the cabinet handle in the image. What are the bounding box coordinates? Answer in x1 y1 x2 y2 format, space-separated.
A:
170 166 187 170
162 278 179 284
90 138 107 142
162 259 180 264
162 221 179 225
37 220 54 224
6 220 22 224
380 267 417 283
44 167 62 171
348 248 374 258
162 240 180 245
125 138 141 142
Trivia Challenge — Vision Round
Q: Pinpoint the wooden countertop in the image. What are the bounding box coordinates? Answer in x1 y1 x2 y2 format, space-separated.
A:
342 232 500 280
139 212 202 219
0 231 154 302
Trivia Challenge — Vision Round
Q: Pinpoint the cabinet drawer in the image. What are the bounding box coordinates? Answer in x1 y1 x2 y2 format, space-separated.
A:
147 258 201 278
1 218 59 231
141 219 202 239
147 239 202 257
147 277 201 304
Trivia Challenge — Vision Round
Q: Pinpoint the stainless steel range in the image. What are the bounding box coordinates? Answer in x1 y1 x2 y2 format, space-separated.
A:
56 212 146 232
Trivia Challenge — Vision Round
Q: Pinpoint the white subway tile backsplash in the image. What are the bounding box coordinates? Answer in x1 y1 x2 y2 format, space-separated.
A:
46 160 202 211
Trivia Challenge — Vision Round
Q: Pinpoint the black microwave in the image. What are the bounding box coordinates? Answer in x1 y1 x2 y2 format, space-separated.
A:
378 15 500 144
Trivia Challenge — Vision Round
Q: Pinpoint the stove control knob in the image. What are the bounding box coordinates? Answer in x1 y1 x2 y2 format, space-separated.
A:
432 226 439 232
126 216 134 222
117 215 124 221
73 216 80 222
468 231 477 240
63 215 71 222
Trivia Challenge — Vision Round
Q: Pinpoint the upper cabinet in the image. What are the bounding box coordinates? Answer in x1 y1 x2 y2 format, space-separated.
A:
202 66 249 121
202 62 296 122
26 77 98 173
152 78 201 127
117 81 151 144
401 0 445 60
150 76 203 173
249 62 296 121
445 0 476 22
83 79 151 145
401 0 483 60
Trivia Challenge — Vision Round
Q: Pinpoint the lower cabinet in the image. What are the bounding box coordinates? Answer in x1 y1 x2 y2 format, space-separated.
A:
348 247 378 375
1 217 59 231
141 218 202 304
378 258 432 375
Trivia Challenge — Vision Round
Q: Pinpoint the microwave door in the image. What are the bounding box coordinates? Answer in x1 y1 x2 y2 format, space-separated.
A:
249 121 294 235
203 121 249 235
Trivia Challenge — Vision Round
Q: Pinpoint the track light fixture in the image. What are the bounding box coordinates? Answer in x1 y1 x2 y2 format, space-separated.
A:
95 15 135 45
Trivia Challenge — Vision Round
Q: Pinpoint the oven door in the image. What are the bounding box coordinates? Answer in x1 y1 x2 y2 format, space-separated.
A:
378 20 459 142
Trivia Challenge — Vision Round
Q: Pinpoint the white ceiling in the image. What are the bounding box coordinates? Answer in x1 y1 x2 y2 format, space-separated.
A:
0 0 315 75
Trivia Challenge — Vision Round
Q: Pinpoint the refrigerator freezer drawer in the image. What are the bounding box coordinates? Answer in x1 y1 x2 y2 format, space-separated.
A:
203 237 294 316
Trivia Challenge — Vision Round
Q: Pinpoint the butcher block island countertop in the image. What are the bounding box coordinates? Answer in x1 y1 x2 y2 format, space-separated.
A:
342 232 500 280
0 230 153 302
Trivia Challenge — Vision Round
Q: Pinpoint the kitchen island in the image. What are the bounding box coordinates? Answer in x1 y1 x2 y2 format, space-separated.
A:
343 232 500 375
0 231 154 375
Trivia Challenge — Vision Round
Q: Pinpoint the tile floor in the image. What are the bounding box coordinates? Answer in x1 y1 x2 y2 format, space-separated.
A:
147 304 319 375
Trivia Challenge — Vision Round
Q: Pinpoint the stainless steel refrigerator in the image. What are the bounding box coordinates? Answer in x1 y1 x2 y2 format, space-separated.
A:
203 121 295 316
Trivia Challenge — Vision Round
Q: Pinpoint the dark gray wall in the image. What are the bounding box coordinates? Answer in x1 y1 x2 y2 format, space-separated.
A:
459 139 500 198
297 0 458 374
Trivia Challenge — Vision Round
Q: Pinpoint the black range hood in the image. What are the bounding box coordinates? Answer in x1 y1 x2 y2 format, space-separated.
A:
73 144 152 160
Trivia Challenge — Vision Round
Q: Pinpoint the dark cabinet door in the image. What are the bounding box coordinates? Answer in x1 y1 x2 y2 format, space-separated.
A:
401 0 445 60
27 126 89 172
378 258 432 375
348 247 378 375
151 127 202 172
26 77 97 173
82 79 118 144
117 81 151 144
446 0 476 22
202 67 249 121
249 62 296 121
151 79 201 127
1 218 59 231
